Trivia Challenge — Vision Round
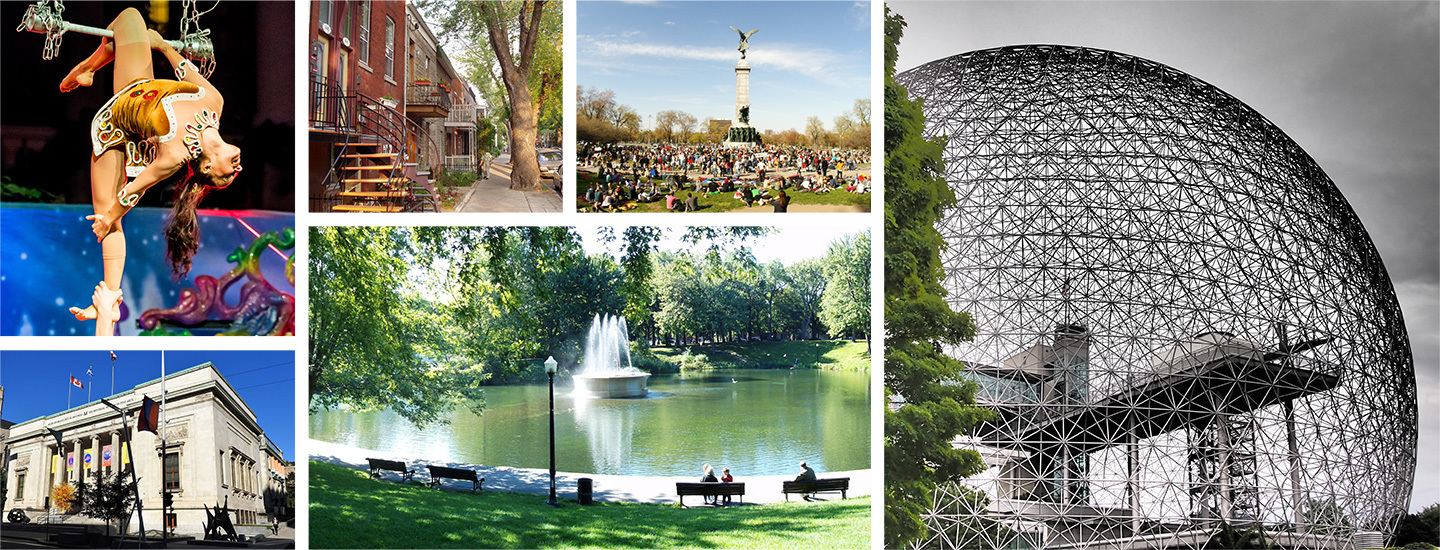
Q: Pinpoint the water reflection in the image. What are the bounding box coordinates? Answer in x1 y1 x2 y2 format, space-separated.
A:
310 368 869 476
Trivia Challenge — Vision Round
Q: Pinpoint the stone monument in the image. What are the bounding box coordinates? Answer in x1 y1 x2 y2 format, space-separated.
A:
724 26 763 147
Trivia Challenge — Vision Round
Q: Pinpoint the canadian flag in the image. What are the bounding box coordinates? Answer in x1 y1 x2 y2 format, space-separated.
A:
70 376 84 389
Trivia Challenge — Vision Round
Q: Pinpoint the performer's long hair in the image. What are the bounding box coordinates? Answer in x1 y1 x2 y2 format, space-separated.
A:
161 158 215 280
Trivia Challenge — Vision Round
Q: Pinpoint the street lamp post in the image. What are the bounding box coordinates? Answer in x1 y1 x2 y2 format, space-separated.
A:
545 356 559 507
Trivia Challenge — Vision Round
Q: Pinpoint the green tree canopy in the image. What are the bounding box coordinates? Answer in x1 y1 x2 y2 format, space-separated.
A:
820 231 873 346
883 7 993 549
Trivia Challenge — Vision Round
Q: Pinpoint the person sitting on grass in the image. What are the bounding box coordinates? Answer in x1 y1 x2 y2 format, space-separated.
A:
701 464 720 505
684 192 700 212
666 192 678 211
773 190 790 213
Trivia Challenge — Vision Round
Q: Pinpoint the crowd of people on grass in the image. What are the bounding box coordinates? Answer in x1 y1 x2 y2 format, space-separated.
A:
581 164 869 213
582 142 869 180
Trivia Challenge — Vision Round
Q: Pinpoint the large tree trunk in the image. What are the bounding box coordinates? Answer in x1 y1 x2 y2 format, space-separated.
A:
480 1 546 191
505 77 541 190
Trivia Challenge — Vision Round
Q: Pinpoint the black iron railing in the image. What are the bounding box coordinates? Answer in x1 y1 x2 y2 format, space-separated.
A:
406 82 453 112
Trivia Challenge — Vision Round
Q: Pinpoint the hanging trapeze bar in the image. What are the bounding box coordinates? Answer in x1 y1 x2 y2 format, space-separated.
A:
16 0 216 77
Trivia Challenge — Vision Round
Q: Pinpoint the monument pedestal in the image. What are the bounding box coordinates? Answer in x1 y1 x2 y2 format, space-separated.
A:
724 58 762 147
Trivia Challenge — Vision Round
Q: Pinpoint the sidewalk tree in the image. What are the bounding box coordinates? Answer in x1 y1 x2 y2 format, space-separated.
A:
426 0 560 191
883 6 992 548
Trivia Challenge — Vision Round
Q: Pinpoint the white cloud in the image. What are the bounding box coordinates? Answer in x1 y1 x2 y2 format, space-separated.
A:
580 39 860 87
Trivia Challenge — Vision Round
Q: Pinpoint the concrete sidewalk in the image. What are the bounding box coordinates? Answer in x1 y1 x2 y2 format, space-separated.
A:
454 154 562 213
308 439 871 506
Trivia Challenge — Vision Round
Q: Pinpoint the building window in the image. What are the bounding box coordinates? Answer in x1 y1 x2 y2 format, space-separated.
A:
384 16 395 81
340 0 352 42
318 0 333 32
357 1 370 65
166 513 177 529
16 473 24 500
164 452 180 492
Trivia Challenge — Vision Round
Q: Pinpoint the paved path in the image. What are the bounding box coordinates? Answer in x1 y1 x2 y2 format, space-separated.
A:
455 154 562 213
309 439 872 505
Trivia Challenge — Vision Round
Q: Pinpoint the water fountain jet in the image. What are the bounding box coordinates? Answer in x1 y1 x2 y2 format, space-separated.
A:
574 313 650 398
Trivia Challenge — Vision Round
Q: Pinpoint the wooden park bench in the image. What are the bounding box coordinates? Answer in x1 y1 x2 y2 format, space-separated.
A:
782 478 850 501
428 465 484 492
367 458 416 482
675 482 745 507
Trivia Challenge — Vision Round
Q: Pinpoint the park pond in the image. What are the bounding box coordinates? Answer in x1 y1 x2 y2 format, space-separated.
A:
310 368 870 477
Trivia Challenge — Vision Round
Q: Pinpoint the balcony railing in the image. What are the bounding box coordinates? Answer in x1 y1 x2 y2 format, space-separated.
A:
446 103 477 126
406 82 453 112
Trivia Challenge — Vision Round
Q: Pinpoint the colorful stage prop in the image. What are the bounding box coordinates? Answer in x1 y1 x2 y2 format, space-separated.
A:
139 227 294 336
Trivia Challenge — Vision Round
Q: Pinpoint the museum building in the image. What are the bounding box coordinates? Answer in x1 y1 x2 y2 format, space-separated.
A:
3 363 287 535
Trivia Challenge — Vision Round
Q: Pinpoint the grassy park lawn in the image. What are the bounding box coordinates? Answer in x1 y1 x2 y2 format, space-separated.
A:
652 340 870 372
576 173 871 213
310 461 869 549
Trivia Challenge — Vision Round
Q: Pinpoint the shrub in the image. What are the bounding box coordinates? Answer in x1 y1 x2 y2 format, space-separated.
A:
439 170 477 192
677 349 710 371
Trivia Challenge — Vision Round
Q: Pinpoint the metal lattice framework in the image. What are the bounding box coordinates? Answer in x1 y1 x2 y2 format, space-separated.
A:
896 45 1417 550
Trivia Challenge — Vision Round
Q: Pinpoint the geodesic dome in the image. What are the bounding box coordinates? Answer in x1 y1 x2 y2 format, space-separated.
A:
896 45 1416 550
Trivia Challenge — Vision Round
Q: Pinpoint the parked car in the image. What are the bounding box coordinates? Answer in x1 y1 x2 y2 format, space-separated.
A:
538 148 562 179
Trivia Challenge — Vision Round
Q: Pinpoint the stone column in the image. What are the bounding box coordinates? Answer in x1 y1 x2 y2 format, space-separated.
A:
733 59 751 126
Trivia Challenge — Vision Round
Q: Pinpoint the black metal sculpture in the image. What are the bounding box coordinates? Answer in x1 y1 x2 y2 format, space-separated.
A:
7 508 29 523
201 496 241 542
896 44 1416 550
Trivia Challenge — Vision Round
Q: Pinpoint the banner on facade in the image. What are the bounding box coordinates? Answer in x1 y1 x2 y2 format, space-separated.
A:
67 452 74 469
83 449 93 468
52 455 58 473
103 445 113 467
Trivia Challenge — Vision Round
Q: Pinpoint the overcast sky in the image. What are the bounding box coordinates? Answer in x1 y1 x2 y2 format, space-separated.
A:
890 1 1439 512
578 1 871 133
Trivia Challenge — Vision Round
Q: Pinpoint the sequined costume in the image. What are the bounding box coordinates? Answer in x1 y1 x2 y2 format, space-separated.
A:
90 78 206 177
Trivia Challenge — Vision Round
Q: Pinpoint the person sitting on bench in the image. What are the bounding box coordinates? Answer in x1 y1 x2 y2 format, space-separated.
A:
795 461 818 500
701 464 720 505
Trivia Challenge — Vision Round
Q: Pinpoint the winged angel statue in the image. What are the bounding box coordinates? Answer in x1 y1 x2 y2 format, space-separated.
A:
730 26 758 59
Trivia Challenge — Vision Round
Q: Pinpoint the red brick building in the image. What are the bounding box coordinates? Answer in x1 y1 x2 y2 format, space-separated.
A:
309 0 405 105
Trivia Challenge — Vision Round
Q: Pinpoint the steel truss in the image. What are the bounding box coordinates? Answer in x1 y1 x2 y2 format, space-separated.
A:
896 45 1416 550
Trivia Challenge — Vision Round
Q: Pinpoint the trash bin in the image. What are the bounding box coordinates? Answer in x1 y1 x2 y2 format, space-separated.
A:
578 477 594 505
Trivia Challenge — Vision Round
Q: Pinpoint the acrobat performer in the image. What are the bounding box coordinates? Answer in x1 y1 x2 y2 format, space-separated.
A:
59 8 241 335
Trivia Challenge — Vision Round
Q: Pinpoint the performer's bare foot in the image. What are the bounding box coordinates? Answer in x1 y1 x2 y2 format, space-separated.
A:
70 304 99 321
70 288 121 320
60 64 95 92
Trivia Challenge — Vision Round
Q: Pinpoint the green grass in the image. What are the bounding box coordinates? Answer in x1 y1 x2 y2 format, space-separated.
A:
576 173 871 213
310 461 869 549
651 340 871 372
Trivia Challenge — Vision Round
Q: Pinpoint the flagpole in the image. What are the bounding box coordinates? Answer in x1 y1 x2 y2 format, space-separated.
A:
161 352 168 542
110 352 116 397
87 365 92 403
68 372 71 409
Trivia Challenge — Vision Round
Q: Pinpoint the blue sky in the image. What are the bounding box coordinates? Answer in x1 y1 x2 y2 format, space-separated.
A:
1 350 296 461
578 1 871 134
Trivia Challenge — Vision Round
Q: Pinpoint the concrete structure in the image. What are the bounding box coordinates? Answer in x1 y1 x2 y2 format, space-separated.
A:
2 364 287 537
723 58 762 147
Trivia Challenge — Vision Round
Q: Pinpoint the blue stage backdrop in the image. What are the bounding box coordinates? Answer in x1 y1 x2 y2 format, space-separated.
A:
1 204 294 336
